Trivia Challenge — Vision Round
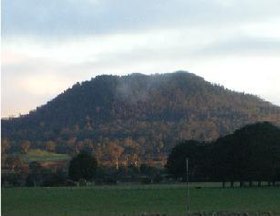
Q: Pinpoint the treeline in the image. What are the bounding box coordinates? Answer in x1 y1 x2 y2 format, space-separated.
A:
2 72 280 159
2 122 280 187
1 152 164 187
166 122 280 186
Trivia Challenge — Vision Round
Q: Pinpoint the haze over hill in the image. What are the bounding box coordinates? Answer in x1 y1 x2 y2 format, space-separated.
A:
2 71 280 158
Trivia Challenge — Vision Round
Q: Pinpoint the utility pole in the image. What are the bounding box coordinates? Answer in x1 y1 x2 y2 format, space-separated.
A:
186 157 190 216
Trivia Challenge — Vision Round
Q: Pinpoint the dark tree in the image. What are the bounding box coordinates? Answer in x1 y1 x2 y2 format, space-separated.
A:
210 122 280 186
165 140 205 181
210 134 240 186
68 151 98 181
26 161 43 187
232 122 280 185
166 122 280 185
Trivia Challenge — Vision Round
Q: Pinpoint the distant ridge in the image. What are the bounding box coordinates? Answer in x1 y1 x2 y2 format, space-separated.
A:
2 71 280 157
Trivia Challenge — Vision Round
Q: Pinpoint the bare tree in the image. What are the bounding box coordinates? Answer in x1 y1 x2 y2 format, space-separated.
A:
21 140 31 154
1 138 10 154
107 141 124 170
5 156 22 172
45 141 56 152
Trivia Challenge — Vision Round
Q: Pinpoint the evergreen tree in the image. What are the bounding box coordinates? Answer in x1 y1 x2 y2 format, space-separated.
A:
68 151 98 181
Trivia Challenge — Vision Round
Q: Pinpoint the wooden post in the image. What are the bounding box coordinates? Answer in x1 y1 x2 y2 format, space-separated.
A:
186 157 190 216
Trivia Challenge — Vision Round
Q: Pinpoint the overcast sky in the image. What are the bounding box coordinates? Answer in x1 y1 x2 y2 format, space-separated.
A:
2 0 280 117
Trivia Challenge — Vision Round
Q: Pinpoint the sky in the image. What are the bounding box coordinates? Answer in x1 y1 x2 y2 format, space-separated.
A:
2 0 280 117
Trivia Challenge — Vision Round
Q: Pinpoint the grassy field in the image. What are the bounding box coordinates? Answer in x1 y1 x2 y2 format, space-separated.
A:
2 184 280 216
22 149 70 162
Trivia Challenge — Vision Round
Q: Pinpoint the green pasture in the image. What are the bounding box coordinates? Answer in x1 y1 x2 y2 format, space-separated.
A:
2 184 280 216
21 149 70 162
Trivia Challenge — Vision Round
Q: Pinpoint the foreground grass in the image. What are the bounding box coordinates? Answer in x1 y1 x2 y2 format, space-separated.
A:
2 184 280 216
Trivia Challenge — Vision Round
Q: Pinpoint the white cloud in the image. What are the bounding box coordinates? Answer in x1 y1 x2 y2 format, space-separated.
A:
241 18 280 39
3 0 280 36
191 56 280 103
2 0 280 117
19 74 71 95
213 0 236 7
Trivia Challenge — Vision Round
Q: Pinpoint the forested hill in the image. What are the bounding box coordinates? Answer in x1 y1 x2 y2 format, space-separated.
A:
2 71 280 157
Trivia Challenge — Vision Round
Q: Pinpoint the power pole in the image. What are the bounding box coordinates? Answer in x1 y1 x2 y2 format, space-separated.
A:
186 157 190 216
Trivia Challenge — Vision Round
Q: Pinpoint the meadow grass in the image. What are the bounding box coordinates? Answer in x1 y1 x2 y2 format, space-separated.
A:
2 184 280 216
21 149 70 162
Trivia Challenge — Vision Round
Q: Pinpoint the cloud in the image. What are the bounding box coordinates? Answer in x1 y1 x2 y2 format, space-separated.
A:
19 74 70 95
2 0 280 117
1 59 80 117
1 51 28 65
195 37 280 57
2 0 280 37
190 56 280 103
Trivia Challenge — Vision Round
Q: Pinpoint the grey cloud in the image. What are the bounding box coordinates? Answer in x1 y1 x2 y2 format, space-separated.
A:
77 36 280 70
2 0 280 37
195 37 280 56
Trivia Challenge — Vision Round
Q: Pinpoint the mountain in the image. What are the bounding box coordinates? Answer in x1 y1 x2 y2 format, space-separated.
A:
2 71 280 159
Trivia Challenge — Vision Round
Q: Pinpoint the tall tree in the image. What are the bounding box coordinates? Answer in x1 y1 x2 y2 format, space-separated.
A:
45 141 56 152
21 140 31 154
210 122 280 186
68 151 98 181
1 138 10 154
26 161 43 186
5 156 23 172
166 140 204 180
107 142 124 170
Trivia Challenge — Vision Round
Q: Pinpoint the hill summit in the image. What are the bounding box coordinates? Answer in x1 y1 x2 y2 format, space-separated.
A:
2 71 280 158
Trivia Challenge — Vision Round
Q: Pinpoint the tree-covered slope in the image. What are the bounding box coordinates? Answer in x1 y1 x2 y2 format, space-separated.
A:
2 71 280 157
